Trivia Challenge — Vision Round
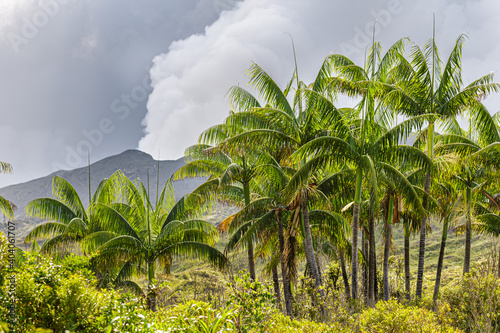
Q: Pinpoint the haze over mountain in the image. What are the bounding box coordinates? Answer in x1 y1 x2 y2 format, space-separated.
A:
0 149 204 223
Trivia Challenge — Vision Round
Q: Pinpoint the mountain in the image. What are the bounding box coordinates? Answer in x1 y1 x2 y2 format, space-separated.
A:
0 150 204 235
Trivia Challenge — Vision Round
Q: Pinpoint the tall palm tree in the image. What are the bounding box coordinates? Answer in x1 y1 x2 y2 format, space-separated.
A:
85 171 227 311
316 38 418 301
385 33 499 297
0 161 14 220
209 58 343 294
292 93 428 300
436 106 500 276
432 180 458 302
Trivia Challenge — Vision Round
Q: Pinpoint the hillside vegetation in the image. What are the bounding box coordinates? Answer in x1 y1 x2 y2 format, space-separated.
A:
2 32 500 332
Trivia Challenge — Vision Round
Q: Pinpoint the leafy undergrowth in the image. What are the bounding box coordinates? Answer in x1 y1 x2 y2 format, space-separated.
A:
3 253 500 333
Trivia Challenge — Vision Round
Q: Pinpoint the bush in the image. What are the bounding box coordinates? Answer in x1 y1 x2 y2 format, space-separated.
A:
355 300 461 333
258 313 348 333
153 300 236 332
1 253 104 331
225 271 278 332
443 269 500 332
0 252 153 332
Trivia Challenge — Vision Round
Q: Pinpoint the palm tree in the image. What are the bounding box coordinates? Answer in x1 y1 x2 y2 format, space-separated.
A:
313 38 422 302
0 161 14 220
385 33 499 297
85 171 227 311
25 175 99 253
292 104 429 301
476 213 500 277
174 141 268 281
208 58 344 294
436 105 500 276
432 180 458 302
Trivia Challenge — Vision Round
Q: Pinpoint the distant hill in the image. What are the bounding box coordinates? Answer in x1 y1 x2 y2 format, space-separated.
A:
0 149 204 236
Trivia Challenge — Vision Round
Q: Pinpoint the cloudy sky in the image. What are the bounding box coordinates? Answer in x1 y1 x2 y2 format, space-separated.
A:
0 0 499 187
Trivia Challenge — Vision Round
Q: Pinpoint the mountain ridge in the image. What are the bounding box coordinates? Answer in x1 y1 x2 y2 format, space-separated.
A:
0 149 204 224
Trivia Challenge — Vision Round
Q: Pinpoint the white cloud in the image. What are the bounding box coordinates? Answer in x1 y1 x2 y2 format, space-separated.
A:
139 0 500 160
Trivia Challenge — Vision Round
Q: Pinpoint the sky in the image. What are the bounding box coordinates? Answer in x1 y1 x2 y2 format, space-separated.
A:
1 0 499 187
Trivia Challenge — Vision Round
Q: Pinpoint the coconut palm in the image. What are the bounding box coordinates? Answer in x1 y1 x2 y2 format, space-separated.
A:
85 170 227 311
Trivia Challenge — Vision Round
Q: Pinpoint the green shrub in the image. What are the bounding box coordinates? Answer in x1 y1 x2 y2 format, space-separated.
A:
225 271 278 332
443 269 500 333
258 313 348 333
154 300 236 332
0 252 154 332
0 253 109 332
355 300 461 333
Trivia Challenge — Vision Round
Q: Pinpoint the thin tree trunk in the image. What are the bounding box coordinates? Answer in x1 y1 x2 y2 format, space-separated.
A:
463 188 472 275
352 202 360 300
416 123 434 299
433 218 448 302
498 247 500 279
338 247 351 299
383 195 394 301
404 219 411 301
352 167 363 300
301 196 322 291
272 265 282 308
374 234 379 302
247 241 256 280
147 261 156 312
276 211 293 317
416 171 431 298
368 212 376 306
243 182 256 281
362 230 369 301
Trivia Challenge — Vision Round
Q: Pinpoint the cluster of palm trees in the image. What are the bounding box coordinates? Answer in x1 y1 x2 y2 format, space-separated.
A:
24 170 226 311
22 33 500 316
172 33 500 313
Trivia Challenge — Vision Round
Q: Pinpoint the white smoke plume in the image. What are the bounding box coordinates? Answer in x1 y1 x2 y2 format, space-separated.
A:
139 0 500 160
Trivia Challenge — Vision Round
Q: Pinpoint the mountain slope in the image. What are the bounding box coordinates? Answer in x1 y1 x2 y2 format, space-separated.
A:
0 149 204 228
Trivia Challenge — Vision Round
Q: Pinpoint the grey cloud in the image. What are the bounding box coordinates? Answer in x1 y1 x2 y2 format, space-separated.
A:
0 0 235 187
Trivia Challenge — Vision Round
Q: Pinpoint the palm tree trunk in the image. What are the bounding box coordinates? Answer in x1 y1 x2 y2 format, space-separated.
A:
374 234 379 301
352 167 363 300
383 195 394 301
415 171 431 298
433 218 448 302
463 187 472 275
147 261 156 311
416 123 434 299
276 211 293 317
362 230 368 301
368 212 376 305
301 195 322 291
243 182 256 281
272 265 282 308
338 247 350 299
404 218 411 301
